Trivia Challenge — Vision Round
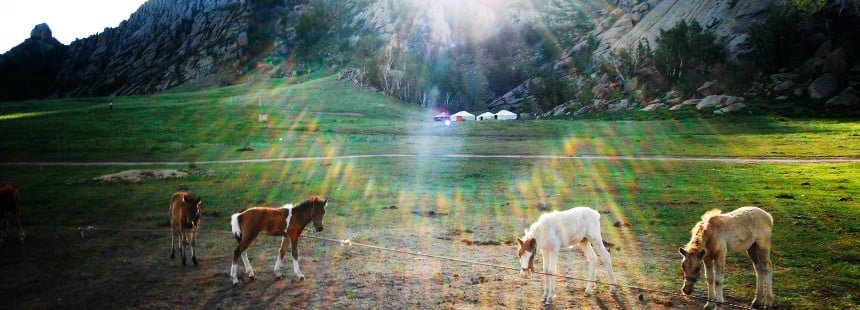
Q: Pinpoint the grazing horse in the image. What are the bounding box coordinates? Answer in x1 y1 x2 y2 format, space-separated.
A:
169 191 202 266
517 207 618 304
229 196 328 285
0 182 25 245
680 206 774 309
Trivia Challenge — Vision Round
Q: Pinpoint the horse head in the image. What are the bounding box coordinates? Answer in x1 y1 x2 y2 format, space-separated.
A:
679 247 706 295
516 236 537 279
311 197 328 232
185 194 202 226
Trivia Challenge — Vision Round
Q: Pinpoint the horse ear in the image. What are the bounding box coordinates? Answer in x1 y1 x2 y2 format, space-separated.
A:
679 247 688 256
516 238 523 247
527 238 536 249
696 249 706 258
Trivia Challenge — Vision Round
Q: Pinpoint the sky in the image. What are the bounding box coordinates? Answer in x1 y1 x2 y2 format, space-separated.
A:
0 0 148 54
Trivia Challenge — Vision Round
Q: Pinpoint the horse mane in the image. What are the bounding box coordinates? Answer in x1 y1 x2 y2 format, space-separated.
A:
685 209 723 251
293 196 325 212
523 211 555 241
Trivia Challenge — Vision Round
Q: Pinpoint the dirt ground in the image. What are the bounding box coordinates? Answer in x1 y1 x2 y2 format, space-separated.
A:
0 208 735 309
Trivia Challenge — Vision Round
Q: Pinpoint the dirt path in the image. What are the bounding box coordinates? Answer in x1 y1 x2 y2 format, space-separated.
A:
2 153 859 166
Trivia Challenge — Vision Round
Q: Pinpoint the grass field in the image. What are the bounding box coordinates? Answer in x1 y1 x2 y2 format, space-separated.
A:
0 77 858 309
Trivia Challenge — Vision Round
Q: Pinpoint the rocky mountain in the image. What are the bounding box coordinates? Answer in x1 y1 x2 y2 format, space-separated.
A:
1 0 857 116
0 24 66 100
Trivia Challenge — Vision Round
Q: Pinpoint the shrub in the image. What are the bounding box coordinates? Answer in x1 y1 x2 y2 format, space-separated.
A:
652 20 726 92
738 9 804 73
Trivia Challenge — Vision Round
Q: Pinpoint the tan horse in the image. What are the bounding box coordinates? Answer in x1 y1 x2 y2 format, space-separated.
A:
680 206 774 309
0 182 25 245
169 191 202 266
229 196 328 286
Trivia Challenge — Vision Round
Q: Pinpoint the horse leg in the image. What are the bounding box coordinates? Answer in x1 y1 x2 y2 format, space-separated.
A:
0 213 7 245
190 226 198 266
703 258 717 310
580 240 597 295
540 249 550 303
274 236 289 279
762 248 774 309
231 233 256 285
748 243 773 309
179 227 188 266
712 256 727 310
592 237 618 293
14 211 24 244
289 235 305 280
169 222 176 259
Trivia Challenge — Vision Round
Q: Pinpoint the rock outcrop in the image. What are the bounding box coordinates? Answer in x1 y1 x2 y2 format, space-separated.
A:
598 0 774 59
0 24 67 100
55 0 251 97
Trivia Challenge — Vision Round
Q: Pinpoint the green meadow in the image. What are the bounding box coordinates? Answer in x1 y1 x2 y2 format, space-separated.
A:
0 77 858 308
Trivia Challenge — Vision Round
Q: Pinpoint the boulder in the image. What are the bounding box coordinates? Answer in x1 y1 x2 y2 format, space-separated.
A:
825 94 859 108
670 98 701 111
814 40 832 58
696 95 742 110
772 81 794 92
824 48 848 75
808 74 841 100
697 80 722 96
641 102 668 111
799 57 825 76
714 102 748 115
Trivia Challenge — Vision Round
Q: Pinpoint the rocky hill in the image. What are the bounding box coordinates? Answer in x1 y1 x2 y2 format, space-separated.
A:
1 0 857 116
0 24 66 100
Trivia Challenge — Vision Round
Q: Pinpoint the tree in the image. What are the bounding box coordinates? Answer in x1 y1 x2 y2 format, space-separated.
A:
653 20 726 91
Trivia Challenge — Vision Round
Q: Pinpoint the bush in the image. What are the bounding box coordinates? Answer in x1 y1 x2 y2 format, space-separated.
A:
294 0 336 56
739 9 804 73
652 20 726 92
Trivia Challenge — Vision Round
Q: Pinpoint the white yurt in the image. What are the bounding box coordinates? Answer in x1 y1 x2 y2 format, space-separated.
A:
477 112 495 121
450 111 476 121
496 110 517 120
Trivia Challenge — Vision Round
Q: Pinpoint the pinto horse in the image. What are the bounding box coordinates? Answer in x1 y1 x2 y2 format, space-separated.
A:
0 182 25 245
680 206 774 309
169 191 202 266
229 196 328 285
517 207 617 304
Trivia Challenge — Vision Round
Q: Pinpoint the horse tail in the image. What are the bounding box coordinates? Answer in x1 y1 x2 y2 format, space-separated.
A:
230 213 242 243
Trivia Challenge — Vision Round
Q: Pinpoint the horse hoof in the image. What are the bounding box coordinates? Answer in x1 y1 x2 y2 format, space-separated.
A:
181 258 187 266
170 253 175 259
248 276 255 282
192 257 198 266
298 276 305 282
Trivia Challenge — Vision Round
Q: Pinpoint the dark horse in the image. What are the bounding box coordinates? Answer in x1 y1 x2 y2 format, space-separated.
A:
169 191 202 266
229 196 328 285
0 182 25 245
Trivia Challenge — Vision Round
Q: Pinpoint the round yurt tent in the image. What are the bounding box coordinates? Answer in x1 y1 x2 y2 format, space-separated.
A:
477 112 495 121
496 110 517 120
450 111 476 121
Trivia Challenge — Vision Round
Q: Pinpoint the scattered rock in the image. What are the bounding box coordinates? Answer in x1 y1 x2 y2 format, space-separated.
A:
808 74 841 99
696 95 742 110
825 94 859 108
713 102 748 115
775 194 795 199
697 80 722 96
94 169 188 183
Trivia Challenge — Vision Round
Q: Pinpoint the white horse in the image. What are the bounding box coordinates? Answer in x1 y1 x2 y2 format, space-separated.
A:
517 207 618 304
